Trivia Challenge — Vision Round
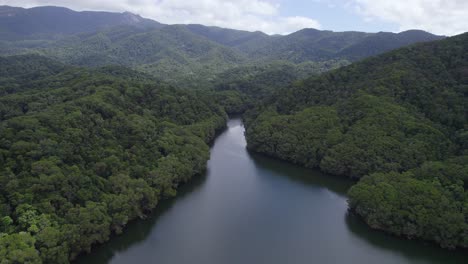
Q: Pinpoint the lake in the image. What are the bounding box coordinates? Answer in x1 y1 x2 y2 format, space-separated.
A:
77 118 467 264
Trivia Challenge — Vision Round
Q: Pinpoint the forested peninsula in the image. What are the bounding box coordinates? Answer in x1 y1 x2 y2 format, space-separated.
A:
245 33 468 249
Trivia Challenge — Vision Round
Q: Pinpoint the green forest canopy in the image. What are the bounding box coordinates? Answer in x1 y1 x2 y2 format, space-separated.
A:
0 55 227 263
245 33 467 249
0 6 466 262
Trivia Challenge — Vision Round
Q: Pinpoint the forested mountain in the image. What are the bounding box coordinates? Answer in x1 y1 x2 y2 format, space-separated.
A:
245 33 468 248
0 6 161 40
335 30 446 61
184 24 272 50
0 55 228 263
34 25 247 88
234 29 444 62
0 5 444 89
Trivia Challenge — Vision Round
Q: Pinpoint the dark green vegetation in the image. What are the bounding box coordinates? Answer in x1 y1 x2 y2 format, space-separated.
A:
245 33 468 248
0 4 466 263
0 55 227 263
212 60 349 100
76 118 468 264
349 156 468 249
0 6 443 90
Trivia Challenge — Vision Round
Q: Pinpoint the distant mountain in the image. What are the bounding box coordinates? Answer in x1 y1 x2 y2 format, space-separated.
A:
247 28 445 62
0 5 446 88
336 30 446 60
185 24 271 48
27 25 248 88
0 5 162 40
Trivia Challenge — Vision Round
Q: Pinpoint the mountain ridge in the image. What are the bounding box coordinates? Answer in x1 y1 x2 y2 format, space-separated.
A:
0 5 446 89
0 5 444 39
0 5 162 39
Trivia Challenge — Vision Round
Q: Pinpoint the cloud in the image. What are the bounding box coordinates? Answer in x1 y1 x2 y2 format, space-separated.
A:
351 0 468 35
0 0 321 34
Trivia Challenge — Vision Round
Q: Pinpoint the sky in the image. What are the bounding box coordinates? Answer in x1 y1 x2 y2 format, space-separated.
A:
1 0 467 35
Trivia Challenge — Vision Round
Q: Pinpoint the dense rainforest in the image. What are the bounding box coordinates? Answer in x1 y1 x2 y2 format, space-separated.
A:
245 33 468 249
0 4 466 264
0 55 228 263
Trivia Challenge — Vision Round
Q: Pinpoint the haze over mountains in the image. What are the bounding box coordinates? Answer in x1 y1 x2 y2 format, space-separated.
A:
0 6 444 88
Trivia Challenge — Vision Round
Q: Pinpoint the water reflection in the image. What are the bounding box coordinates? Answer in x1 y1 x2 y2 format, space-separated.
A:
75 172 209 264
249 152 354 196
76 118 467 264
345 212 468 263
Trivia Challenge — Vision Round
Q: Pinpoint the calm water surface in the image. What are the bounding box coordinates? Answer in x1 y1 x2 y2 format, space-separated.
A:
77 118 467 264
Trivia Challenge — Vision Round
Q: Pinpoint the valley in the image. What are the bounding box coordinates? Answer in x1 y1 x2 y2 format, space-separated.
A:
0 4 466 264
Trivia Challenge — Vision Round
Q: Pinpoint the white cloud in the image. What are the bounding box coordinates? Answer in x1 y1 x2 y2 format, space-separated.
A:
351 0 468 35
0 0 321 34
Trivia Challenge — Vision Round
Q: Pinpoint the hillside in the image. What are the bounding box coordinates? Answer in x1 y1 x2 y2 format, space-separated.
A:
212 60 349 99
40 25 248 88
244 33 467 248
0 55 227 263
184 24 271 49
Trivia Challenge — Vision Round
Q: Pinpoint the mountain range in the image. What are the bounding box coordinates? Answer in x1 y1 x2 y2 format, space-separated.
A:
0 5 444 88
